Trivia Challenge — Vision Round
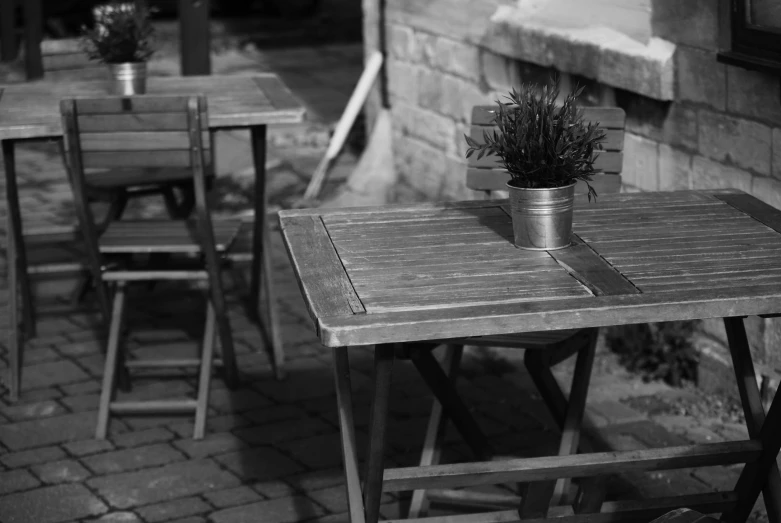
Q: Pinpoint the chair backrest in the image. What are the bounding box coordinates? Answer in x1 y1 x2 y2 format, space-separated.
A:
467 106 626 197
60 95 215 254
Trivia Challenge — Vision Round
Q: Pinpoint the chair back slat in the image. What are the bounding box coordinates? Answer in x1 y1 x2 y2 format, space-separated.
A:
63 95 212 171
466 105 626 195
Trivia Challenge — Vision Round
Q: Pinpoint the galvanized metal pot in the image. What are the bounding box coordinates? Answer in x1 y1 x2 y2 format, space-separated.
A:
506 182 576 250
108 62 148 95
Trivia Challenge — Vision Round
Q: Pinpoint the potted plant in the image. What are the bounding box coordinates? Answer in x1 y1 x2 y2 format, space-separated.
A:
81 1 155 95
465 81 606 250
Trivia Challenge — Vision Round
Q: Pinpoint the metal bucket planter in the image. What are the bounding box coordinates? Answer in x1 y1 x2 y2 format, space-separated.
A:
507 182 576 250
108 62 148 95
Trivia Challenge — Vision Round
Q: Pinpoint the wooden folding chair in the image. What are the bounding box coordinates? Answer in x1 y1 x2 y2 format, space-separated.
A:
407 106 626 518
3 118 215 405
60 94 240 440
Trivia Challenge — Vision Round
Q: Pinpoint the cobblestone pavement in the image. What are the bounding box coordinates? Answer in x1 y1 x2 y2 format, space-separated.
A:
0 34 771 523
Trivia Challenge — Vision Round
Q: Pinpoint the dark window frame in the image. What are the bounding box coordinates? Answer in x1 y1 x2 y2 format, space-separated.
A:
717 0 781 74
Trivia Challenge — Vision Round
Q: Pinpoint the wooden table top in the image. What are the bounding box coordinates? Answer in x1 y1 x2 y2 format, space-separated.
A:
279 189 781 347
0 74 306 140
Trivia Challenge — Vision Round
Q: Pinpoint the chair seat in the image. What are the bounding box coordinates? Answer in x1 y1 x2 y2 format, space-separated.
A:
99 219 241 254
445 329 585 350
85 167 215 190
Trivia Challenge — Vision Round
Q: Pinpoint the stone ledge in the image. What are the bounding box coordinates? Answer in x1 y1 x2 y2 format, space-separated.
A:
482 5 675 101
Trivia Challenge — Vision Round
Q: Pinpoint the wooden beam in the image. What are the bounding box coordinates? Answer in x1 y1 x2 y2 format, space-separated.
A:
178 0 211 76
0 0 17 62
22 0 42 79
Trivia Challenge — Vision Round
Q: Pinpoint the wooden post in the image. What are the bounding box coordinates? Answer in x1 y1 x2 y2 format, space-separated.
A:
0 0 17 62
178 0 211 76
22 0 43 79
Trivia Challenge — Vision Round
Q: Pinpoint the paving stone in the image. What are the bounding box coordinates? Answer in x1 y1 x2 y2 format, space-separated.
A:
692 465 740 491
207 388 273 413
62 439 115 457
21 360 90 392
87 459 241 509
0 411 97 450
234 417 335 446
609 420 690 449
284 468 345 493
1 446 67 468
93 511 143 523
32 459 92 484
279 433 362 470
135 496 211 522
82 443 185 475
0 400 66 421
172 432 249 459
60 380 102 396
589 400 647 425
0 468 40 495
252 479 298 500
203 485 263 508
22 347 61 364
214 447 305 482
0 483 108 523
111 427 174 449
60 393 100 412
57 338 106 357
209 495 327 523
243 404 314 426
167 518 206 523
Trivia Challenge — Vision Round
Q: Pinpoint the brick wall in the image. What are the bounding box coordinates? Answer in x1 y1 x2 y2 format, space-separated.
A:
362 0 781 388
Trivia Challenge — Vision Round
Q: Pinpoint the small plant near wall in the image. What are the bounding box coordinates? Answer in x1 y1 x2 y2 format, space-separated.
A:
605 321 700 387
464 80 606 250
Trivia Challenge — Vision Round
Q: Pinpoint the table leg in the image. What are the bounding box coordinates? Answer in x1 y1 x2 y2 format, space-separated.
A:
364 344 395 523
333 347 367 523
723 317 781 523
249 125 267 313
249 125 285 379
721 377 781 523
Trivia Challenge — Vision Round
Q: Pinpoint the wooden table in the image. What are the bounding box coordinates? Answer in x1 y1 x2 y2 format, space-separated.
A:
0 74 305 380
279 190 781 523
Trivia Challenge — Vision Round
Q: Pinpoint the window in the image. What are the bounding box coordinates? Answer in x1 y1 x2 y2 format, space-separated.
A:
719 0 781 73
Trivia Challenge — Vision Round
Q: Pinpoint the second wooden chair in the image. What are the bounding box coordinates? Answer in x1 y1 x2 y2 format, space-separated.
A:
60 94 240 439
407 106 627 517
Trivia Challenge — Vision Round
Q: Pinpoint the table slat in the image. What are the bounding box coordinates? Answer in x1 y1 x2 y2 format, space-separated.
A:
279 215 366 323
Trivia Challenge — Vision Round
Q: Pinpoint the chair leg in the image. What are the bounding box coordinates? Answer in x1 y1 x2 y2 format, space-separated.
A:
193 299 217 439
262 220 286 380
408 344 464 518
204 261 238 389
95 282 127 439
524 329 600 509
6 228 21 402
18 254 35 340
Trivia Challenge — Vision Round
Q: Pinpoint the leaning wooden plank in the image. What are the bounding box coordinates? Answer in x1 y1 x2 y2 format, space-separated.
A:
318 284 781 346
550 235 640 296
279 215 366 325
381 440 759 492
385 492 736 523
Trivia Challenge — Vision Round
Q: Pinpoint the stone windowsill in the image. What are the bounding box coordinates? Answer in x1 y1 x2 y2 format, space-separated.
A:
482 5 676 101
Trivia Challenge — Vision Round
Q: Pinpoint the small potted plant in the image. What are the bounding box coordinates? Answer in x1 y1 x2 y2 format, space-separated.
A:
81 1 156 95
466 81 606 250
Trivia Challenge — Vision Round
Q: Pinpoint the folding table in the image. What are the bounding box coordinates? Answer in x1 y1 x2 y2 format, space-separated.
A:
279 189 781 523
